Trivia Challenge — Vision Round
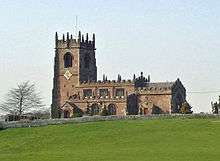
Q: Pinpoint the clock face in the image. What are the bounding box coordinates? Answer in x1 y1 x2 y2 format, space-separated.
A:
64 70 72 80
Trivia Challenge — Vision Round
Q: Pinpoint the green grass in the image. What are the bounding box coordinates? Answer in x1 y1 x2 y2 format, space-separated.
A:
0 118 220 161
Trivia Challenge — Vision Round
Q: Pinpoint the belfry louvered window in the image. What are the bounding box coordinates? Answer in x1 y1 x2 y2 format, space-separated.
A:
64 52 73 68
84 55 90 68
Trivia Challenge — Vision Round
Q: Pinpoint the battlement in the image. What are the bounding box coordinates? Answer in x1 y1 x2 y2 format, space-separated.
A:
137 86 172 92
136 82 174 95
55 31 95 49
78 79 134 87
78 72 152 87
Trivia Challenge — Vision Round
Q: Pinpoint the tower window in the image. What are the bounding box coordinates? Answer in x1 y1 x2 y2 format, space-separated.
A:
84 55 90 68
64 52 73 68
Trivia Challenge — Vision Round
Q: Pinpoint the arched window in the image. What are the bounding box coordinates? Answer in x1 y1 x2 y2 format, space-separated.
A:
107 104 117 115
84 55 90 68
91 103 100 115
64 52 73 68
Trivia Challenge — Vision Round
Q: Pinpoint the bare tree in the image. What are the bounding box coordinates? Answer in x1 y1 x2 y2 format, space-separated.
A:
0 81 44 116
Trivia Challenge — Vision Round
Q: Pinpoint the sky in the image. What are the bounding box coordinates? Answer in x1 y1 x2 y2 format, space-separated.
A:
0 0 220 113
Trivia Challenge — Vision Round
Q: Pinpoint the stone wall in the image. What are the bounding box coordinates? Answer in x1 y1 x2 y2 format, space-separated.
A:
138 94 172 114
1 114 220 130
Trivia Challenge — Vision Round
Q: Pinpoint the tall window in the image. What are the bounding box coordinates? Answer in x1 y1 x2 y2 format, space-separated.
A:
99 89 108 97
84 55 90 68
116 88 124 97
64 52 73 68
107 104 116 115
91 103 100 115
83 89 92 98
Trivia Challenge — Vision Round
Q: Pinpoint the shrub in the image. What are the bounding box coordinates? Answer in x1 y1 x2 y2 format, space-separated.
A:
0 121 4 130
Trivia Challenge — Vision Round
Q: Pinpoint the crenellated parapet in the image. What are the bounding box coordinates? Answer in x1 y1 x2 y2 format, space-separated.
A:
55 31 95 49
134 72 151 88
79 79 134 87
136 82 174 95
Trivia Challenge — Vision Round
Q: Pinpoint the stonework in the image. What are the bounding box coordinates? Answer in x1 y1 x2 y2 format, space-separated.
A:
51 31 186 118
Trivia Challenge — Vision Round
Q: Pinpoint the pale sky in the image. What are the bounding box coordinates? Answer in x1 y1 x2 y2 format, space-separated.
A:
0 0 220 113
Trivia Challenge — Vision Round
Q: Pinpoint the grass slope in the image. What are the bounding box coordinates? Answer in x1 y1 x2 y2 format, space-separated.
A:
0 118 220 161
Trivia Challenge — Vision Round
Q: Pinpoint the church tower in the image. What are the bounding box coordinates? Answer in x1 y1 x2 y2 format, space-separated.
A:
51 31 97 118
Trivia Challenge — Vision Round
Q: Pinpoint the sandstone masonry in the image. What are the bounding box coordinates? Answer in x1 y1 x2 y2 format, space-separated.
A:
51 31 186 118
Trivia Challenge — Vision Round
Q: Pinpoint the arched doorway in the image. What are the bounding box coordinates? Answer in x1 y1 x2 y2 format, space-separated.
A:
91 103 100 115
64 110 70 118
143 108 149 115
107 104 117 115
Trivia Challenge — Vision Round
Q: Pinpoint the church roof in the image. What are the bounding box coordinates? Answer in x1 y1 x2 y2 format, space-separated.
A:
61 101 76 109
138 78 185 91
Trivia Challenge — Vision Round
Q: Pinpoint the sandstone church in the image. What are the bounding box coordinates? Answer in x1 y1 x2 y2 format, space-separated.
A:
51 30 186 118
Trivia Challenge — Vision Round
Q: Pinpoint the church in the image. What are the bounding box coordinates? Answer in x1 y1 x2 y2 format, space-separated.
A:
51 31 186 118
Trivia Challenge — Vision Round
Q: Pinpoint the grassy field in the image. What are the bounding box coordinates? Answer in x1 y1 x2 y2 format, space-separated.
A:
0 118 220 161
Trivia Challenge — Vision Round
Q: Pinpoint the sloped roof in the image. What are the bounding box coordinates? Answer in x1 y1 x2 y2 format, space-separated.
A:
61 101 76 109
